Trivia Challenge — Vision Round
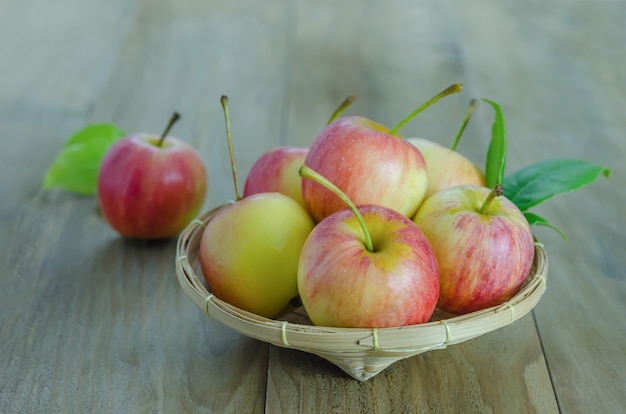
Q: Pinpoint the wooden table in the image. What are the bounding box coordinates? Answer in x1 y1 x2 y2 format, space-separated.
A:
1 1 624 412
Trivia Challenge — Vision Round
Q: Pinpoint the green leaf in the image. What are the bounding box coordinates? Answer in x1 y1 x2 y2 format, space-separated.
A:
43 124 126 195
524 212 567 240
482 98 507 188
504 159 610 212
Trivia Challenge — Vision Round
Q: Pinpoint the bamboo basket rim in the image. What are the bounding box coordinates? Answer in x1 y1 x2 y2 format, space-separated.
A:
175 205 548 381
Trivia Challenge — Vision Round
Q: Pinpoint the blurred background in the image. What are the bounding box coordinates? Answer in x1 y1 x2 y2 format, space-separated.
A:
1 1 624 412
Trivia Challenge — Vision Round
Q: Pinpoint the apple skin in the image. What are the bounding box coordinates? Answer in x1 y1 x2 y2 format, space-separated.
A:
407 137 486 199
297 204 440 328
302 116 428 223
243 146 308 207
200 193 315 318
97 134 207 239
412 185 535 314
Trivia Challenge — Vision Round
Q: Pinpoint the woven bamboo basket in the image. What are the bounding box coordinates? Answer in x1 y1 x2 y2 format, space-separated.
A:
175 205 548 381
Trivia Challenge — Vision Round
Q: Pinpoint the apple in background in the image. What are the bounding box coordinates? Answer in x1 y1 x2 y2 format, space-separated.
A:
243 146 308 207
297 166 439 328
407 137 486 199
200 192 314 318
97 112 207 239
241 95 356 209
412 184 535 314
199 96 315 318
302 116 427 222
302 84 463 223
407 99 485 199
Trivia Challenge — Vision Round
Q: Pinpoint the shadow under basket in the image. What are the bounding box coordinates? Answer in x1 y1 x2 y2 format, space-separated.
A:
175 205 549 382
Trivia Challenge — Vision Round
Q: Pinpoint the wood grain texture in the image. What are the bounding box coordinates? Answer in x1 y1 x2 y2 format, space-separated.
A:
283 0 474 149
0 0 139 268
453 1 626 412
1 194 268 413
87 0 295 207
270 1 558 412
1 0 292 412
1 0 624 412
266 317 557 414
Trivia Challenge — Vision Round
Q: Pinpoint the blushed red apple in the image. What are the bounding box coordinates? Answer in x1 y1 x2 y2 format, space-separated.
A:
302 116 428 222
243 146 308 207
301 84 463 223
242 95 359 209
297 166 440 328
413 184 535 314
97 113 207 239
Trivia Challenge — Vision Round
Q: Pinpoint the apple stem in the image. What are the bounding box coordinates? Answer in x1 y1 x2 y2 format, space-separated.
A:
157 112 181 147
450 99 478 151
221 95 242 201
388 84 463 136
479 184 504 214
326 95 356 125
299 165 374 253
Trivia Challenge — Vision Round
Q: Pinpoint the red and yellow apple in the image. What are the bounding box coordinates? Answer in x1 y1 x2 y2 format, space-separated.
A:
297 166 440 328
413 184 535 314
243 146 308 207
407 137 486 199
302 116 428 222
301 84 463 223
97 113 207 239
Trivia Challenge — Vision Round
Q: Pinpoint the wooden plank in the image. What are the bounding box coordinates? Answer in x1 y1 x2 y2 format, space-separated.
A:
266 1 559 412
281 0 477 149
0 0 294 412
0 0 139 268
266 317 557 413
451 1 626 412
89 0 297 208
1 194 269 413
2 0 624 412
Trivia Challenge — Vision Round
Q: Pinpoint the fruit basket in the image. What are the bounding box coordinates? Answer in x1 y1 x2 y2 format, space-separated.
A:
175 205 548 382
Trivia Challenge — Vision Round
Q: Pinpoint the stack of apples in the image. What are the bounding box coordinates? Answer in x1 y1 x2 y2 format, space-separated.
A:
198 86 536 329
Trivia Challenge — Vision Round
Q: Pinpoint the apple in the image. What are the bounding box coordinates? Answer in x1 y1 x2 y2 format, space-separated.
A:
241 95 358 208
407 137 486 199
302 84 463 223
297 166 440 328
200 193 314 318
97 112 207 239
199 96 315 318
412 184 535 314
407 99 485 198
302 116 426 222
243 146 308 207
